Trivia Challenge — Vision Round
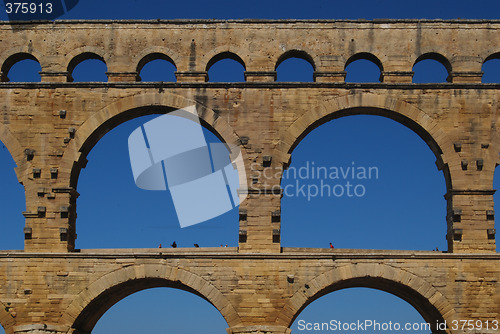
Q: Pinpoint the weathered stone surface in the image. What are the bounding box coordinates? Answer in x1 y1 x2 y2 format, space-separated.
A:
0 20 498 334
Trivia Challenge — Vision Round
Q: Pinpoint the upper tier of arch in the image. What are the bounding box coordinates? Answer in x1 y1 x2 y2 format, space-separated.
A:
1 20 499 83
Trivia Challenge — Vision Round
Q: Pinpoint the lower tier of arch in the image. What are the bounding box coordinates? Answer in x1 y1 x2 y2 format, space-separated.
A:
0 250 497 334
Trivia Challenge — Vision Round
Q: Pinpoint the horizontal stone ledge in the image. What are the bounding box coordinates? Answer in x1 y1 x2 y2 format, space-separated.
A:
244 71 277 76
106 71 138 76
241 188 282 195
52 187 78 195
2 82 500 90
39 71 70 76
313 71 346 82
21 212 40 218
382 71 414 76
444 189 496 199
175 71 208 79
0 249 499 260
244 71 277 82
5 19 500 25
313 71 347 78
450 71 484 77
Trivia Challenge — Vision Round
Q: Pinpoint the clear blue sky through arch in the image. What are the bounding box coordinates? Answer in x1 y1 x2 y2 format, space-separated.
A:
0 1 500 333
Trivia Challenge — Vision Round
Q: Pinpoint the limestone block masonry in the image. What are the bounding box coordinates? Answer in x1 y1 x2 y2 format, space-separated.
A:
0 20 498 334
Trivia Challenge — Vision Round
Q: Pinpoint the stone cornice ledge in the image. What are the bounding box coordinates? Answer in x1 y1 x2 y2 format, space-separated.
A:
0 250 498 260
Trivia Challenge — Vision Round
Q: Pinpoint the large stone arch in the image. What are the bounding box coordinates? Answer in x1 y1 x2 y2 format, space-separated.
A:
0 299 16 334
59 263 242 333
61 91 244 190
0 122 24 183
483 108 500 187
278 263 456 334
275 92 455 190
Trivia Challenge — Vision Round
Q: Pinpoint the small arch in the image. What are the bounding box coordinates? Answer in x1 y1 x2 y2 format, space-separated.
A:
206 52 246 82
275 50 315 82
1 53 41 82
132 47 182 72
413 53 452 83
275 50 316 71
206 51 246 72
136 53 177 82
60 264 242 333
482 53 500 83
67 52 107 82
345 52 383 82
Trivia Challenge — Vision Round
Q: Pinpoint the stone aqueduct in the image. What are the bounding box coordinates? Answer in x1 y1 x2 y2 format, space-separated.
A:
0 19 498 334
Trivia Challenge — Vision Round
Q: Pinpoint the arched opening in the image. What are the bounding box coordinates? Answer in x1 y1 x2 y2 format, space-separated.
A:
75 108 238 249
67 53 107 82
345 53 383 83
482 53 500 83
0 300 15 334
70 277 230 334
281 111 447 251
136 53 176 82
1 53 41 82
412 53 451 83
0 140 25 250
282 263 452 334
291 287 442 334
91 287 228 333
275 50 315 82
206 52 245 82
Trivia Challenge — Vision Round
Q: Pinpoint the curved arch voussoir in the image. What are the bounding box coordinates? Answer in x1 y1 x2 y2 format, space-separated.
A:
60 92 243 187
277 263 456 329
276 93 454 167
60 264 242 330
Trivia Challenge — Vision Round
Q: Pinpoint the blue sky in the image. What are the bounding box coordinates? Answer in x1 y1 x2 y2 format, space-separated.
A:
0 0 500 333
1 0 499 20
